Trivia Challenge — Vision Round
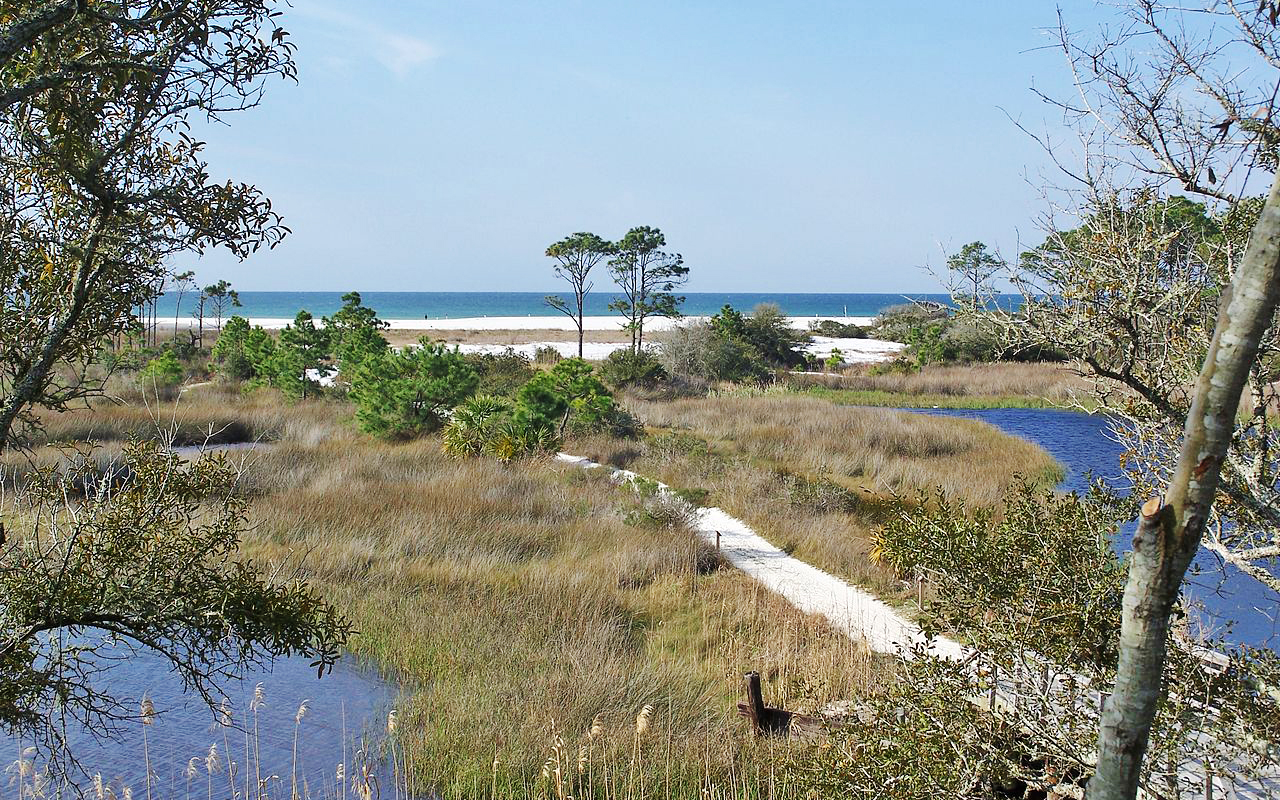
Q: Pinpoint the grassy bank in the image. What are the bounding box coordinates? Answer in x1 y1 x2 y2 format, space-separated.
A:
14 382 1063 797
789 361 1096 410
227 411 885 798
569 393 1062 596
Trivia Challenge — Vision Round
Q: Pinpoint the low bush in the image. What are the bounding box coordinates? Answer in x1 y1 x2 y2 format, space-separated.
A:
808 319 867 338
599 348 667 388
464 348 535 398
349 338 478 439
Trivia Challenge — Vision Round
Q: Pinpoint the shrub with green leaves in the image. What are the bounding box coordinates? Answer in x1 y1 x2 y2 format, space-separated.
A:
599 348 667 388
442 395 559 463
464 349 535 398
349 338 478 439
139 351 184 387
514 358 613 435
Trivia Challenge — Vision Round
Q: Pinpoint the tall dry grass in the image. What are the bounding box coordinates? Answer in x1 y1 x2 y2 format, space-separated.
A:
26 385 350 447
622 393 1062 505
233 435 884 798
564 393 1060 594
791 361 1096 408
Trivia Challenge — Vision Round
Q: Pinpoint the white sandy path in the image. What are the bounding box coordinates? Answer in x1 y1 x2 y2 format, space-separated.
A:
555 452 964 661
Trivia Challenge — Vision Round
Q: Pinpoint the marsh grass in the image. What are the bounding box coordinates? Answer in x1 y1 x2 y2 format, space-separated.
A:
790 361 1096 409
232 432 883 798
566 393 1061 595
10 384 1047 798
27 385 351 447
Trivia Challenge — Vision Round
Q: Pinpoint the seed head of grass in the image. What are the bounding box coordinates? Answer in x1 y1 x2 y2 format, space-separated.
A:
295 699 310 724
635 704 653 736
139 695 156 726
205 743 221 775
216 698 233 728
386 708 398 736
93 773 105 800
588 714 603 740
250 683 266 712
185 757 199 780
335 763 345 783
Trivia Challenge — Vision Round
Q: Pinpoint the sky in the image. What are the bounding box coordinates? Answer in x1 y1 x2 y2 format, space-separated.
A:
192 2 1106 293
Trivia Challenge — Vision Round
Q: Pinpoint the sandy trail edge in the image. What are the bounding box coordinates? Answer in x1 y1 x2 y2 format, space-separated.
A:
554 452 964 661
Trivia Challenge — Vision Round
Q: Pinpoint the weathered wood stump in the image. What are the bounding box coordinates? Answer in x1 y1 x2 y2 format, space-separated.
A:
736 671 824 739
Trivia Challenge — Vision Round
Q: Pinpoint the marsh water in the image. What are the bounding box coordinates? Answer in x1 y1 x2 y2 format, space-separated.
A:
919 407 1280 649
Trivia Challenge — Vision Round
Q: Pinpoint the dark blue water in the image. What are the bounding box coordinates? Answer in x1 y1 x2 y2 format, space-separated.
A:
5 650 395 797
152 291 1018 321
921 408 1280 649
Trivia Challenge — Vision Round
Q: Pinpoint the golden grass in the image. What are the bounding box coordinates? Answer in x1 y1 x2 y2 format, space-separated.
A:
792 361 1097 409
560 394 1061 596
26 385 351 447
232 431 886 798
621 393 1062 506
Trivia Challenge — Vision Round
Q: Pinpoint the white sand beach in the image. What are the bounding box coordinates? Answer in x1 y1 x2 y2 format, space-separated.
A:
237 314 877 331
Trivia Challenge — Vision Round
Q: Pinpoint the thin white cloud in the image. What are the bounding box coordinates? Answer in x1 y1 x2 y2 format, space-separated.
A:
294 4 440 77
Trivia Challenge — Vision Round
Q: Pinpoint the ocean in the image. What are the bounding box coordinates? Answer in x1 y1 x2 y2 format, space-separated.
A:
151 291 990 321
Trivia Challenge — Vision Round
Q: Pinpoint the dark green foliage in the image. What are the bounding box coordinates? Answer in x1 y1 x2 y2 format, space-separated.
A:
514 358 614 435
323 291 389 372
808 319 867 338
599 348 668 388
349 338 479 439
741 304 810 368
274 310 331 398
464 349 536 398
210 316 268 381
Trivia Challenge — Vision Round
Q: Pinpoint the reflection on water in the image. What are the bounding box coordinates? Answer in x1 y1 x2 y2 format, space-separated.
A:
916 408 1279 649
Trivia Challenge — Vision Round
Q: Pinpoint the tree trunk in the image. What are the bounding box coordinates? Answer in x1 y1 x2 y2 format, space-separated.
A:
576 292 584 359
1090 171 1280 799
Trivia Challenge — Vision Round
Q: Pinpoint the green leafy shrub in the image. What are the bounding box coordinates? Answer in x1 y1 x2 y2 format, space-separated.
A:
514 358 613 435
139 351 183 387
349 338 478 439
660 304 808 383
464 349 535 398
808 319 867 338
441 394 559 463
599 348 667 388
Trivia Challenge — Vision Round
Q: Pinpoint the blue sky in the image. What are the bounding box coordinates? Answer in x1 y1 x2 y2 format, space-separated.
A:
193 2 1103 292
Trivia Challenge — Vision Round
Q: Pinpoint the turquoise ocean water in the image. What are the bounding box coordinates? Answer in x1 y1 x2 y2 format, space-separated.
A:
152 291 997 320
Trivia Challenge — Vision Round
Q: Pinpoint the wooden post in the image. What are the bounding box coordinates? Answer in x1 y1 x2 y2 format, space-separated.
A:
715 531 721 551
743 672 765 734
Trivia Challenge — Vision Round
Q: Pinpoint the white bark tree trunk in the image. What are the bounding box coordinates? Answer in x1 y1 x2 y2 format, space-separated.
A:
1091 171 1280 798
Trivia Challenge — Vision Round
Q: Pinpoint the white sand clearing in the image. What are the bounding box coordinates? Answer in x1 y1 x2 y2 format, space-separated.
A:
239 315 877 332
456 335 904 364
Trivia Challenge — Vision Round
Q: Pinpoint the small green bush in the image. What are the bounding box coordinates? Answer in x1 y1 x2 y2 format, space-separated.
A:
350 338 478 439
808 319 867 338
515 358 613 435
139 351 184 387
599 349 667 388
